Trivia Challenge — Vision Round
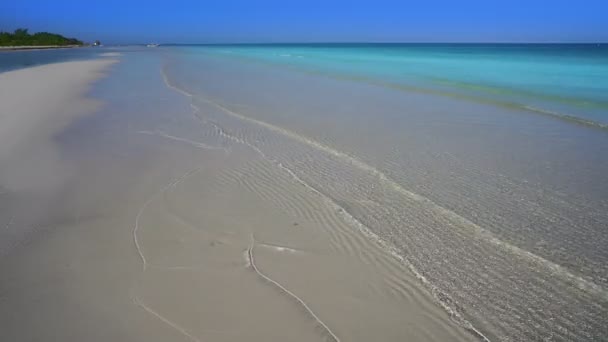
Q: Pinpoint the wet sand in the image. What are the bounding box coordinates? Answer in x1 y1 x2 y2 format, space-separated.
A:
0 55 476 341
165 51 608 341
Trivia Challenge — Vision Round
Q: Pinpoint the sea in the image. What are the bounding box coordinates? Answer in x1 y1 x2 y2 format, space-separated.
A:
2 44 608 341
0 47 103 72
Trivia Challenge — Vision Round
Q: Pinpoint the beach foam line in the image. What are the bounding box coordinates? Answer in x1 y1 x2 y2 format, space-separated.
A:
161 65 494 340
162 68 607 300
133 191 155 271
133 167 204 271
209 100 605 297
160 65 607 340
137 130 224 151
130 167 208 341
248 233 341 342
258 243 301 254
523 105 608 130
133 296 202 342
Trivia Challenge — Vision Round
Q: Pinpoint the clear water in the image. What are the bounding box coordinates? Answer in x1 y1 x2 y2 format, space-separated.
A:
160 45 608 341
4 45 608 341
174 44 608 126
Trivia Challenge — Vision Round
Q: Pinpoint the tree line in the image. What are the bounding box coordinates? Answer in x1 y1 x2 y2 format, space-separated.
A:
0 28 83 46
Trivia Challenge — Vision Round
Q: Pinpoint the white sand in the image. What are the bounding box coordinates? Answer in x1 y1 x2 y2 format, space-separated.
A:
0 59 116 253
0 58 476 341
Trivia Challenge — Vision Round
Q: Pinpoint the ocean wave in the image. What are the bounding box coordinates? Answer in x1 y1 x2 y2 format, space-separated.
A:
523 105 608 130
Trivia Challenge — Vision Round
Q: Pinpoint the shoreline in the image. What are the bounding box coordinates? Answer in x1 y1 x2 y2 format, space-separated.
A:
0 45 85 51
0 52 478 342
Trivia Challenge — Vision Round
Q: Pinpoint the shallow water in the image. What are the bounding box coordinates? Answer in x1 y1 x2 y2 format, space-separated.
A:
1 45 607 341
161 46 608 341
1 50 476 342
176 44 608 126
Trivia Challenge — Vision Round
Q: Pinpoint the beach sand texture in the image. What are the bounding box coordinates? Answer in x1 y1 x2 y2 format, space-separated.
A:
0 56 476 341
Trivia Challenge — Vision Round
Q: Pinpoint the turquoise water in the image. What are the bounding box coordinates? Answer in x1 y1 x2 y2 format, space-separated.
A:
5 44 606 127
3 44 607 341
162 46 608 341
176 44 608 126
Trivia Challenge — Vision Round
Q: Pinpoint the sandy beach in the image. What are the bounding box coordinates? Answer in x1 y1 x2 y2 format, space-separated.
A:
3 1 607 340
0 55 478 341
0 59 116 253
1 42 606 341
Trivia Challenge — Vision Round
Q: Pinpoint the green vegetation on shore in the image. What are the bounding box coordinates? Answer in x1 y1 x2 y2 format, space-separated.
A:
0 28 83 47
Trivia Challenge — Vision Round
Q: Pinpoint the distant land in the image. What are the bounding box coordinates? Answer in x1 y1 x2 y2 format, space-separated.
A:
0 28 84 50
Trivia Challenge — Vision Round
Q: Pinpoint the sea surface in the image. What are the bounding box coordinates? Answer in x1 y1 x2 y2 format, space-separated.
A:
161 44 608 341
4 44 608 341
173 43 608 127
0 46 131 72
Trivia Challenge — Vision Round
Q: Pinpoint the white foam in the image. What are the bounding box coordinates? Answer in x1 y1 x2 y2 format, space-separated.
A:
191 89 607 301
248 233 340 342
137 130 222 151
259 243 299 254
133 296 202 342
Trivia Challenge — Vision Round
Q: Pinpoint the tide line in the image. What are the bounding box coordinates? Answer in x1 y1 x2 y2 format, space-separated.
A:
158 65 498 341
158 65 604 341
131 166 205 341
187 85 607 301
137 130 224 151
133 296 202 342
248 233 341 342
133 167 204 271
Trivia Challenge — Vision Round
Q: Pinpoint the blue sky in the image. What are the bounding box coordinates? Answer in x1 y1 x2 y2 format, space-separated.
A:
1 0 607 44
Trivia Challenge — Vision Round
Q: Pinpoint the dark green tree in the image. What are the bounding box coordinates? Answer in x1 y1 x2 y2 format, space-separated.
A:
14 28 29 36
0 28 83 47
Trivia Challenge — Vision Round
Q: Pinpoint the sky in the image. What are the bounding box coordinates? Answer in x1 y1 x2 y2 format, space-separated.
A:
1 0 607 44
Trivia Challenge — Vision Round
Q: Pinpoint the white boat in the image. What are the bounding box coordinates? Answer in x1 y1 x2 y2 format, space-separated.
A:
146 43 160 48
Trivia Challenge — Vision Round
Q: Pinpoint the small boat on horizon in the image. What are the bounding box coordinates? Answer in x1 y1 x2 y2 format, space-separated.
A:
146 43 160 48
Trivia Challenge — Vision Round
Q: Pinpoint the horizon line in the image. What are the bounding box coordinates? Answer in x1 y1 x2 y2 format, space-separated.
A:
114 41 607 46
